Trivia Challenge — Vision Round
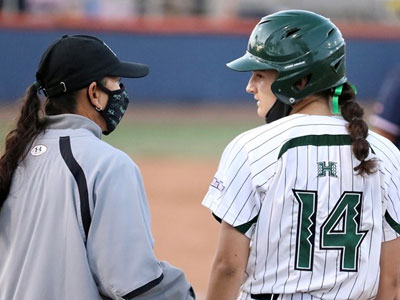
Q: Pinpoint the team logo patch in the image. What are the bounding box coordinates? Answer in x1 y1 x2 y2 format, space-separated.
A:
317 161 338 178
30 144 47 156
211 177 225 191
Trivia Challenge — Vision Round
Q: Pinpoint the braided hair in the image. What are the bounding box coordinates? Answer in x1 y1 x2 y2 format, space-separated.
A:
320 82 377 176
0 84 78 209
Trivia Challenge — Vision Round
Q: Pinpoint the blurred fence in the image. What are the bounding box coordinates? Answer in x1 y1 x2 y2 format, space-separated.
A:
0 14 399 103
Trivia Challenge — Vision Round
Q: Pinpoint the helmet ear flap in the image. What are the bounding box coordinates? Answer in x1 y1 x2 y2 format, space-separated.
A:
271 71 313 105
293 74 312 91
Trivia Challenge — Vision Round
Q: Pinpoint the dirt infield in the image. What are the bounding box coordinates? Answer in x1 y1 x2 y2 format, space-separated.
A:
137 157 220 299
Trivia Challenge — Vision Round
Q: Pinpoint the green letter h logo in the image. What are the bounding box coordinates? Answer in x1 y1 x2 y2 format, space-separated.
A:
318 161 337 178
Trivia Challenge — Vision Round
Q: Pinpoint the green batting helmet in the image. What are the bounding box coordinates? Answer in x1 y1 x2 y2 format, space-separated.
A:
227 10 347 105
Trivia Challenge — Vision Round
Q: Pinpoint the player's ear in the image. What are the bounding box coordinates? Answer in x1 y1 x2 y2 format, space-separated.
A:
87 81 101 107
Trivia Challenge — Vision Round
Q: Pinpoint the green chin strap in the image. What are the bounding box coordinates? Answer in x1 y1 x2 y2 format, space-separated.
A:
332 85 343 115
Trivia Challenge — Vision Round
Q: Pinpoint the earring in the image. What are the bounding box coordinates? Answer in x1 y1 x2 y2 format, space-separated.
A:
95 105 102 111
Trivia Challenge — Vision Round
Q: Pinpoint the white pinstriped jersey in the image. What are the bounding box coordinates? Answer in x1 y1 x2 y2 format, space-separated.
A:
203 114 400 300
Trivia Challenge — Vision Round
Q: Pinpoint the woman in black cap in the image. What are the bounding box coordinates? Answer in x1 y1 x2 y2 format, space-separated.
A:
0 35 195 300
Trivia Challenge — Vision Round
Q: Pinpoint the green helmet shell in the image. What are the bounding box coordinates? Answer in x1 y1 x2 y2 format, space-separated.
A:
227 10 347 105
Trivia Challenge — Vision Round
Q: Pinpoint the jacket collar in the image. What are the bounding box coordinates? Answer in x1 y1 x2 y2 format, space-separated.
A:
46 114 102 139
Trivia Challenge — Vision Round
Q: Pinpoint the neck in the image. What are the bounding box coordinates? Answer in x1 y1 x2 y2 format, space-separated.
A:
290 95 332 116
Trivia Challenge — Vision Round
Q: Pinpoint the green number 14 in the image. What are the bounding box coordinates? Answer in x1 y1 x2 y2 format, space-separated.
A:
293 190 368 272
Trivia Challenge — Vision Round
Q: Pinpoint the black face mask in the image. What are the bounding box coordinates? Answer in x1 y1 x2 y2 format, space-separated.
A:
96 83 129 135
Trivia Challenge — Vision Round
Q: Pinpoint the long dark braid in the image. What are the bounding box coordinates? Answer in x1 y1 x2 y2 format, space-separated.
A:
0 84 47 205
339 83 377 175
0 85 78 209
318 82 377 175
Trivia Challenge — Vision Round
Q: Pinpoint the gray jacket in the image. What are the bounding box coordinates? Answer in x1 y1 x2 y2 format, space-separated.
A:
0 114 195 300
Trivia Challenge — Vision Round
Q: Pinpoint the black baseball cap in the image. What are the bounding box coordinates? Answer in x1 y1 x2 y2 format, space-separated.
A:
36 34 149 97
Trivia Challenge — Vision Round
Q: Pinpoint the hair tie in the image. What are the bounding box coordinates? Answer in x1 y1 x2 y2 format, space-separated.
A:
351 117 362 122
332 85 343 115
33 81 42 91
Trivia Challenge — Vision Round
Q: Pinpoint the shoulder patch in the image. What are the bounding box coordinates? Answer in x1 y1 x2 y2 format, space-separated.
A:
30 144 47 156
211 177 225 192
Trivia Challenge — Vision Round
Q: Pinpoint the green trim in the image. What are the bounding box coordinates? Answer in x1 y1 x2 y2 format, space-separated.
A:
236 215 259 234
278 134 352 159
212 213 259 235
385 211 400 234
212 213 222 223
370 146 376 155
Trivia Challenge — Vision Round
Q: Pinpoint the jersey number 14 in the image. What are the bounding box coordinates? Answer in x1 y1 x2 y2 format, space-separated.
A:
293 190 368 272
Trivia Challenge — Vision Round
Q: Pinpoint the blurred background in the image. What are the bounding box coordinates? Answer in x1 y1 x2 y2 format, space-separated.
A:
0 1 399 299
0 0 400 103
1 0 400 20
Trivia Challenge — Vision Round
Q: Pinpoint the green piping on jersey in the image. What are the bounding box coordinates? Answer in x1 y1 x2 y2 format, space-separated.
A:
278 134 376 159
212 213 223 223
212 213 259 234
278 134 352 159
385 211 400 234
235 215 259 234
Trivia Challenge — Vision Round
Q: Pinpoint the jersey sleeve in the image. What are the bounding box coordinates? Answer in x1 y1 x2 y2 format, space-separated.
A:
202 137 260 238
380 142 400 242
87 153 163 299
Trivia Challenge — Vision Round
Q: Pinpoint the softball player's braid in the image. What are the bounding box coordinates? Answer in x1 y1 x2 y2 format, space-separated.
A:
339 83 377 175
320 82 377 175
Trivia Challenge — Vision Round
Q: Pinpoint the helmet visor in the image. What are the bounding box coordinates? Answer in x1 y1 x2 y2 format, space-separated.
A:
226 51 275 72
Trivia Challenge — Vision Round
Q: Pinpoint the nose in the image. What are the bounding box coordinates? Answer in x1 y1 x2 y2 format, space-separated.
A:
246 75 255 94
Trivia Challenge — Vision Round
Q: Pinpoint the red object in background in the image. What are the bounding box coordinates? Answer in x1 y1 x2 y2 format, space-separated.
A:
0 13 400 39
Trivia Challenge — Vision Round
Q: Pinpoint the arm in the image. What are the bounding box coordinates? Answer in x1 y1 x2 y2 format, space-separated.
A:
206 221 250 300
375 237 400 300
87 157 164 299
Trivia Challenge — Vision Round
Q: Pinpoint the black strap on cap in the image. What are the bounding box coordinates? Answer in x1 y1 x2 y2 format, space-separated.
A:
45 81 68 97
